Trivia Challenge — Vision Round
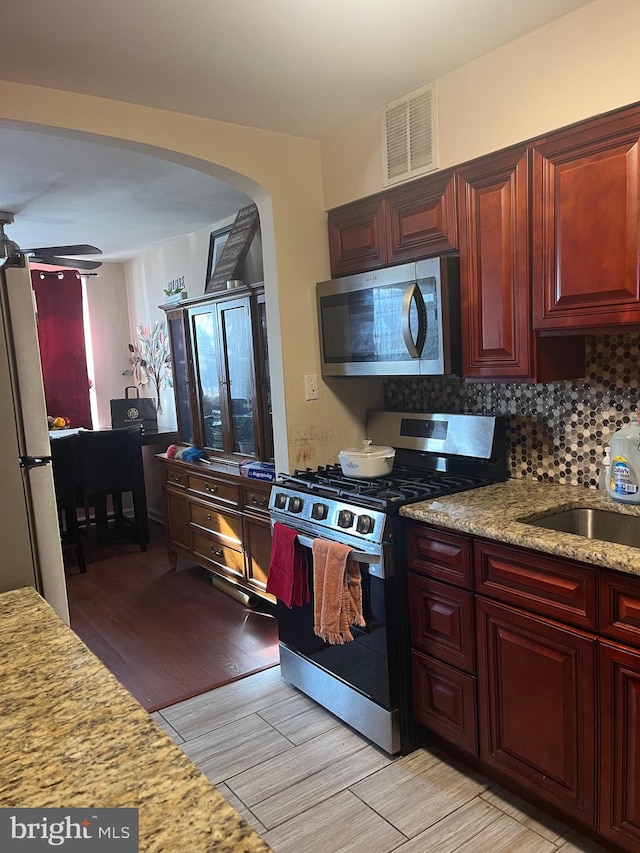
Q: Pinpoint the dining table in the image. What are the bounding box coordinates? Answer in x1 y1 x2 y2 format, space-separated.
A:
48 427 178 554
49 427 179 447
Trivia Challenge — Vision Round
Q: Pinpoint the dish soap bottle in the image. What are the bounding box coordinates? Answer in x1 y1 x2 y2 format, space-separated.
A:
609 413 640 503
599 447 611 493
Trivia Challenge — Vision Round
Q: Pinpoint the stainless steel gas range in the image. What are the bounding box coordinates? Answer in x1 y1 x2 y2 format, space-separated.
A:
268 411 507 755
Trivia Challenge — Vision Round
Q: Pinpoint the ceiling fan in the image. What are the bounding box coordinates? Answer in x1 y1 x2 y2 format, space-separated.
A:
0 211 102 271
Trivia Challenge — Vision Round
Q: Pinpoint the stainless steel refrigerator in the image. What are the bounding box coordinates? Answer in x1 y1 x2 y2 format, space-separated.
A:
0 258 69 623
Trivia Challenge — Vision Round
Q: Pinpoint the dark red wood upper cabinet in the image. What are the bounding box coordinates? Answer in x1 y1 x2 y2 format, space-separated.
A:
457 147 585 381
456 147 533 379
327 101 640 351
384 170 458 265
327 196 386 278
327 171 458 278
533 105 640 330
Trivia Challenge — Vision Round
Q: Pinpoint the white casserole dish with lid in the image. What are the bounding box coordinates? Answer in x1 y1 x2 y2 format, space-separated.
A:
338 439 396 479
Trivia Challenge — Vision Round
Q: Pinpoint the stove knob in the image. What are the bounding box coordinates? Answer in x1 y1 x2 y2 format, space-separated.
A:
274 492 287 510
356 515 374 535
338 509 354 529
288 496 304 513
312 502 328 520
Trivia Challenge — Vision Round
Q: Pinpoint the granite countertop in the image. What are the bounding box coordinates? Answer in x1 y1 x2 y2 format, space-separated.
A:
0 587 272 853
400 478 640 577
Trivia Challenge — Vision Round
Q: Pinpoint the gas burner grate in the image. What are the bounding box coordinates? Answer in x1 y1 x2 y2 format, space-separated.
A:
279 465 491 510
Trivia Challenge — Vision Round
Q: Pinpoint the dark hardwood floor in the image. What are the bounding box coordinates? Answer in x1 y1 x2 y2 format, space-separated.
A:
64 520 279 713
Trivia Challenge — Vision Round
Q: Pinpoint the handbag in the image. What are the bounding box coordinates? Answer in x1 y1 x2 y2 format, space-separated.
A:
110 386 158 431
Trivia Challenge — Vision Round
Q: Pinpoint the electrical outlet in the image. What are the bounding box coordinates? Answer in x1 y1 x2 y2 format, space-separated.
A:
304 374 319 400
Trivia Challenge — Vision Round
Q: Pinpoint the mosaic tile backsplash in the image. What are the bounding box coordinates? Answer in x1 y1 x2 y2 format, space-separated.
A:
383 334 640 491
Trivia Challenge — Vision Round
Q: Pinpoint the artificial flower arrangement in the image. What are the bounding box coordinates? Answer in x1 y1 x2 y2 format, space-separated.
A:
123 322 173 414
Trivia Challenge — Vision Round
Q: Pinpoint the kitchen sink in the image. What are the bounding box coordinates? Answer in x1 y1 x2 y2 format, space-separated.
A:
520 507 640 549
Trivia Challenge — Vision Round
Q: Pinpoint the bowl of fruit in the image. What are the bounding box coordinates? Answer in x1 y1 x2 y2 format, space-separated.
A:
48 416 71 430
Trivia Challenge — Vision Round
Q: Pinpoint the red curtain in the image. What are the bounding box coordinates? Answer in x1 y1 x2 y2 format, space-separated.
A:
31 269 93 429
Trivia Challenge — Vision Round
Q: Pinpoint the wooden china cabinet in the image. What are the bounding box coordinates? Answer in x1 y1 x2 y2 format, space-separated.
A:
159 284 274 602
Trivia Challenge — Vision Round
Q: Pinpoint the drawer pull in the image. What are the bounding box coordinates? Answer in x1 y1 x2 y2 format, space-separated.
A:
205 484 218 494
210 547 223 558
251 496 267 507
170 473 183 483
207 513 212 521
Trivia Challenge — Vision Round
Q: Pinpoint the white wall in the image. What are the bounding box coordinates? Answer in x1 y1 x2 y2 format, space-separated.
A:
124 225 215 428
7 0 630 472
81 260 169 522
83 262 131 429
321 0 640 208
0 83 375 474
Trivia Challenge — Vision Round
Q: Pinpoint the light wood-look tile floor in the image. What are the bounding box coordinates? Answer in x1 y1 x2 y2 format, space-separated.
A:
151 667 609 853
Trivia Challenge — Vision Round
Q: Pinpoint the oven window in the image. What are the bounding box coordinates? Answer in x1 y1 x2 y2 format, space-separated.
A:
277 568 392 710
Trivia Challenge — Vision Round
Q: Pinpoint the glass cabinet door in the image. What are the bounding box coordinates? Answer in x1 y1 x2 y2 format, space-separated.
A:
256 295 274 461
219 297 256 455
191 305 224 452
172 287 271 461
167 311 194 445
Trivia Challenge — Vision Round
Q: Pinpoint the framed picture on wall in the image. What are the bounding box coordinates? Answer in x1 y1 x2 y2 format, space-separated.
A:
205 226 232 291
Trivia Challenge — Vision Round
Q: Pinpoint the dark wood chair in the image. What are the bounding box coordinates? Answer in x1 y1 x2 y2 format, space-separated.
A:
76 426 149 551
50 434 86 572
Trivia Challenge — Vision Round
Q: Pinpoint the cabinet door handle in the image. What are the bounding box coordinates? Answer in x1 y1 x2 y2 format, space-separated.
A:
205 484 218 494
210 547 223 557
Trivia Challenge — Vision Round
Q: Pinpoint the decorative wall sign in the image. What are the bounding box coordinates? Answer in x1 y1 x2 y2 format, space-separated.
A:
205 204 260 293
164 275 185 297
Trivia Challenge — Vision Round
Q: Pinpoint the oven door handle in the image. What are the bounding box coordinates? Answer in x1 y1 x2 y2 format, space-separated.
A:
295 533 380 565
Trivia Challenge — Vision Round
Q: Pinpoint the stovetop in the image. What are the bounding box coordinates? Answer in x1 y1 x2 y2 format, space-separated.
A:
277 464 492 510
268 411 507 550
269 464 495 553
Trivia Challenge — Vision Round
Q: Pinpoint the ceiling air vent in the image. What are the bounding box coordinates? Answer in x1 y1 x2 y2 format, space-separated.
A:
383 81 438 186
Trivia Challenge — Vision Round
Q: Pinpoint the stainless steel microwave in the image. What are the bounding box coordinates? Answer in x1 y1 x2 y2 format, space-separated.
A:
316 257 461 377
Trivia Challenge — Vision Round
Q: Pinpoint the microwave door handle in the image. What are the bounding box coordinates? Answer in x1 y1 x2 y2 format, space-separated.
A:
401 283 427 358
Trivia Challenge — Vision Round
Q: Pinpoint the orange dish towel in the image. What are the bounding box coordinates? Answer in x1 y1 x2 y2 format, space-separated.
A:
312 538 366 645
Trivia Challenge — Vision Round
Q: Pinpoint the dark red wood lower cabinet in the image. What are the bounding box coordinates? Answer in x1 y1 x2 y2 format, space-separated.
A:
476 597 596 825
599 641 640 853
408 574 475 672
411 649 478 755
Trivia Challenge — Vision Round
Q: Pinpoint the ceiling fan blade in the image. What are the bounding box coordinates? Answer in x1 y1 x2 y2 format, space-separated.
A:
34 256 102 271
22 244 102 257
